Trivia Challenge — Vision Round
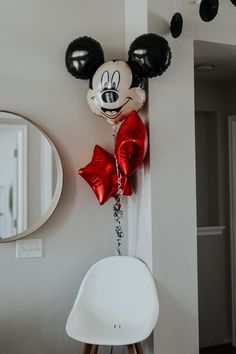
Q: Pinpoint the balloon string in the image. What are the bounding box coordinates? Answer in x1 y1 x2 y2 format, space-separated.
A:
113 125 124 256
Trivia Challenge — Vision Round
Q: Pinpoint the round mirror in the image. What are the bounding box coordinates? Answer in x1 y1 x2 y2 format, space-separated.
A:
0 111 63 242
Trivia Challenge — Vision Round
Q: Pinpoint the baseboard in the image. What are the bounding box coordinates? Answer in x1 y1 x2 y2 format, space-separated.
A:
200 338 231 348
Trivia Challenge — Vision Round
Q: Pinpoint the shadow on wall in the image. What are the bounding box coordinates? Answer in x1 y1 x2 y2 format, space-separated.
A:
148 12 170 35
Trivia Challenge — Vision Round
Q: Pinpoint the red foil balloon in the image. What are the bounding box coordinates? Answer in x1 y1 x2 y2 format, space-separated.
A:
79 145 132 205
115 111 148 177
112 175 132 199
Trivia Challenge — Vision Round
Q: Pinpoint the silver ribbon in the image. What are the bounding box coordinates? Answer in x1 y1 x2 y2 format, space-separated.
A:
113 125 124 256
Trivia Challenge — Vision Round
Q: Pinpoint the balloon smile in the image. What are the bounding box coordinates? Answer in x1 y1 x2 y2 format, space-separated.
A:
100 98 131 119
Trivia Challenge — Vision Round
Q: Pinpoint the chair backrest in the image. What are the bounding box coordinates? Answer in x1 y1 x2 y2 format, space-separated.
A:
66 256 159 345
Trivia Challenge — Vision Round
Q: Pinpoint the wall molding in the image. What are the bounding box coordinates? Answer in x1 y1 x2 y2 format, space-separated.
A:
229 115 236 346
197 226 226 237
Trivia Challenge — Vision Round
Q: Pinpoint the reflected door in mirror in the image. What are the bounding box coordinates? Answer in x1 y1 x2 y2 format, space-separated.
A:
0 127 26 238
0 111 63 242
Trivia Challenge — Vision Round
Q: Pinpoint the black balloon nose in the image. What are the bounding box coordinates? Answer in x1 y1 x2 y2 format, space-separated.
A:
101 90 119 103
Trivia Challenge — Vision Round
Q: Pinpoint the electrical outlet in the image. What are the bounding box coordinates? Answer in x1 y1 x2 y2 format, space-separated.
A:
16 239 43 259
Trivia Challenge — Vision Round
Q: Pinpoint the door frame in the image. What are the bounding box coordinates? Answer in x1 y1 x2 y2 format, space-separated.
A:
40 135 53 214
228 115 236 346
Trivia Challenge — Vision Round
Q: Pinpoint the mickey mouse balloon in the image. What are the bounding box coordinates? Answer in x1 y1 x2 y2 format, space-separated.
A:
65 34 171 125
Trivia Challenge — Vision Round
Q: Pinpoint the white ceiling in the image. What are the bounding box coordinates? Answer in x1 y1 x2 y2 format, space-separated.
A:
194 40 236 83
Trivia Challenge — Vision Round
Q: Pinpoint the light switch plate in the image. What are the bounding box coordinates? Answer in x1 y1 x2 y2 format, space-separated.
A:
16 239 43 259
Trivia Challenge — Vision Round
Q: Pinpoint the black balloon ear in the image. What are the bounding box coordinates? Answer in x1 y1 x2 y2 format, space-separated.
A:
128 33 171 78
65 36 104 80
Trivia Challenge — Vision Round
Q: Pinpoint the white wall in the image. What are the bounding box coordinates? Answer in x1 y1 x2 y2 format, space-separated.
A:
0 1 126 353
148 1 198 354
2 1 236 354
125 0 153 272
147 1 236 354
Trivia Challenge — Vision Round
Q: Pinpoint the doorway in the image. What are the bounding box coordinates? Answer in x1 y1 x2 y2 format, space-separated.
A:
194 40 236 353
0 124 27 239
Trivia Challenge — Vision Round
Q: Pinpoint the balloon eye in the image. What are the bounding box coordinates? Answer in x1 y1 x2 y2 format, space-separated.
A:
111 71 120 90
101 71 109 89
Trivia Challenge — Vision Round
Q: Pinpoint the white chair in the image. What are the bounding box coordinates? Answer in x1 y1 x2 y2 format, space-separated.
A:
66 256 159 354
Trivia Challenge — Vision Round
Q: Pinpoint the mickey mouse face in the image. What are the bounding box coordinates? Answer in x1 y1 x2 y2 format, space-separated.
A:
66 34 171 125
87 60 146 124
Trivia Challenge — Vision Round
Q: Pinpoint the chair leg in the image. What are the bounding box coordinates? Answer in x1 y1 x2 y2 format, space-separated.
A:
127 344 136 354
82 343 92 354
134 342 144 354
90 345 99 354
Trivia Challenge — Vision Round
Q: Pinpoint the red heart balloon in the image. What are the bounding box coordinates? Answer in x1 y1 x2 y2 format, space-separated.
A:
79 145 132 205
115 111 148 177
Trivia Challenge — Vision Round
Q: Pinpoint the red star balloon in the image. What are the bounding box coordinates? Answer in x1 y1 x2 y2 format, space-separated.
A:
115 111 148 177
79 145 132 205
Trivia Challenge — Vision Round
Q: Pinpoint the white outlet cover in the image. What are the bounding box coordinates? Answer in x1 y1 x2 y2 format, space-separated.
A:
16 239 43 259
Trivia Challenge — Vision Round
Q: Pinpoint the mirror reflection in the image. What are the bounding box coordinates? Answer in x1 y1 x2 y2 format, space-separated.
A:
0 111 62 241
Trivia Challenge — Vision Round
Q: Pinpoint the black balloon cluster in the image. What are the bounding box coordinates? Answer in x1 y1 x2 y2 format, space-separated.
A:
170 0 236 39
